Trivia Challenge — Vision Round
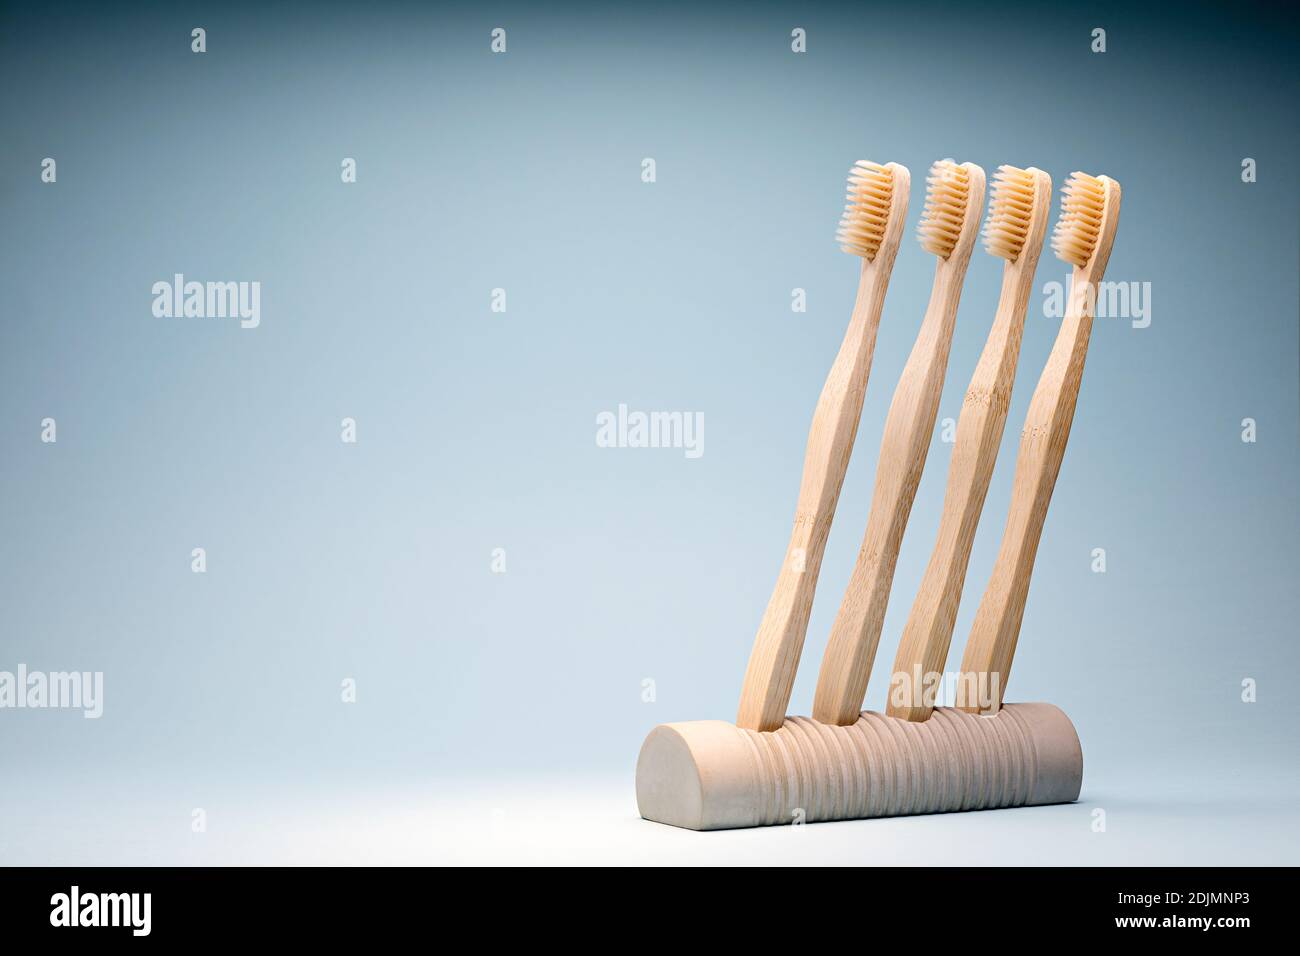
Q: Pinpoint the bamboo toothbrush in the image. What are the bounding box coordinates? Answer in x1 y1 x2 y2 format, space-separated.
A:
886 166 1052 722
813 160 985 727
958 171 1122 713
735 161 910 733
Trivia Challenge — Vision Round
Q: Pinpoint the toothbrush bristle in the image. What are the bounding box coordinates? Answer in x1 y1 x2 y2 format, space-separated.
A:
918 160 972 258
837 161 894 260
982 165 1037 262
1051 171 1106 268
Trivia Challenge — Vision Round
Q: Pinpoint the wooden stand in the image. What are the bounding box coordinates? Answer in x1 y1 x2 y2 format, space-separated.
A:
636 703 1082 830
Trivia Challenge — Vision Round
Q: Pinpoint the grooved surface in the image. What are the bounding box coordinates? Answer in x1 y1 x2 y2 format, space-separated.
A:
737 707 1041 825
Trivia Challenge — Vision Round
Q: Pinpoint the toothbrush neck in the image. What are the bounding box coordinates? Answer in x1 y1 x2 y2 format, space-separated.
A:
1066 266 1100 326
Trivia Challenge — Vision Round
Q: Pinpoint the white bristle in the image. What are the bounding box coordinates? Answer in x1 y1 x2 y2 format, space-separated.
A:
1051 172 1106 268
918 160 972 258
982 165 1037 261
836 161 894 260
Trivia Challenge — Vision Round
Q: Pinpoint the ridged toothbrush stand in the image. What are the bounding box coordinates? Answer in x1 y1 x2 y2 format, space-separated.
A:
635 703 1082 830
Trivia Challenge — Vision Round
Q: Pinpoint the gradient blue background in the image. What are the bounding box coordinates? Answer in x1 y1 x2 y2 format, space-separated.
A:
1 0 1296 863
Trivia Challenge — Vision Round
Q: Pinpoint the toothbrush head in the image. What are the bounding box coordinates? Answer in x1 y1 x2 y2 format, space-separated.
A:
918 159 977 259
1051 171 1108 268
982 165 1048 262
837 160 896 260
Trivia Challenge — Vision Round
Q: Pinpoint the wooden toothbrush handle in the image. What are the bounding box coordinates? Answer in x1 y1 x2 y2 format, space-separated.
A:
958 278 1095 712
735 263 892 732
887 266 1032 721
812 263 966 726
